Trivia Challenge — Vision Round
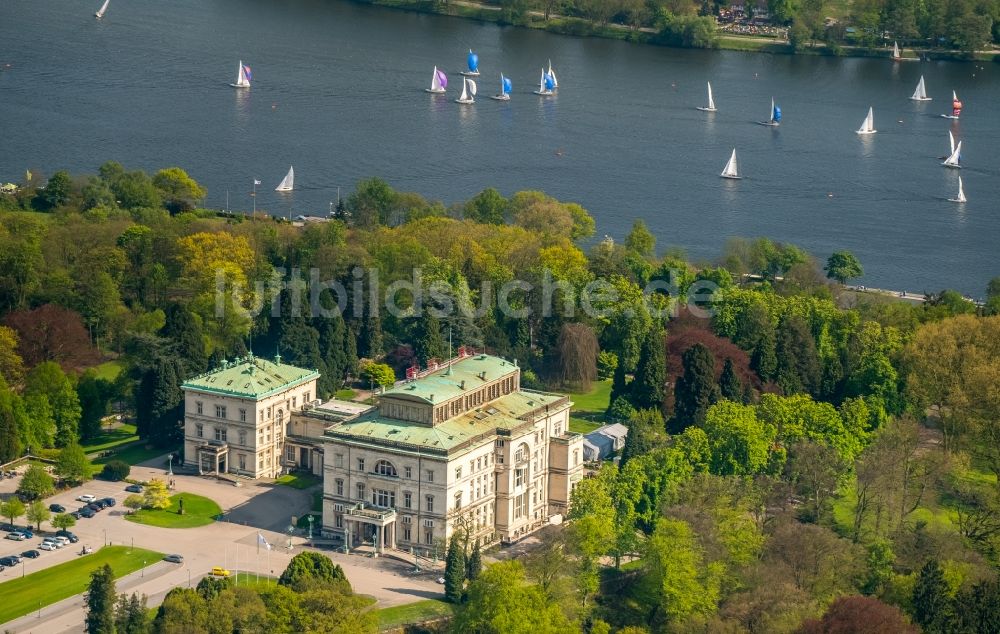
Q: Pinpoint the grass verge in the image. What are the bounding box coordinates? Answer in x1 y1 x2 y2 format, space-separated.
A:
275 472 322 489
93 360 125 381
91 443 171 467
0 546 163 624
335 388 358 400
566 379 612 434
125 493 221 529
82 423 139 455
376 598 454 630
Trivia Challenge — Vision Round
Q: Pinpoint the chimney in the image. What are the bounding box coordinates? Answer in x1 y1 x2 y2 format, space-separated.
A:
460 380 466 389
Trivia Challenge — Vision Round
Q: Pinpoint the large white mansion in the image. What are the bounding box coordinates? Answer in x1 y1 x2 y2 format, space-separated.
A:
181 351 584 554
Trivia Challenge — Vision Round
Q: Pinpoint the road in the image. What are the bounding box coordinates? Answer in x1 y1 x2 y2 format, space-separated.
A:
1 461 443 633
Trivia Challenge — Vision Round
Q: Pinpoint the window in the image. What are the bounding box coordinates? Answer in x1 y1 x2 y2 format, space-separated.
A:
259 458 264 469
334 453 344 468
215 405 227 419
357 457 365 472
425 469 434 483
214 427 227 442
286 446 294 461
373 489 395 508
196 401 203 415
515 468 525 488
573 450 579 466
292 396 297 408
426 495 434 512
404 466 412 479
455 466 462 480
514 491 527 519
555 423 562 436
454 491 463 510
335 515 343 528
195 424 203 438
424 531 433 545
404 492 412 509
477 457 482 471
304 391 310 403
238 430 247 446
238 454 246 470
515 444 527 463
239 408 247 422
374 460 397 477
403 527 411 542
336 479 344 496
356 483 365 500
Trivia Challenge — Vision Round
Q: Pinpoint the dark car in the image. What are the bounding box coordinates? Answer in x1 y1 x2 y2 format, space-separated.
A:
87 502 104 512
101 497 116 507
56 530 79 543
48 503 66 513
0 556 16 566
125 484 143 493
164 554 184 564
21 549 40 559
0 522 18 532
8 554 22 564
19 529 33 539
78 507 95 519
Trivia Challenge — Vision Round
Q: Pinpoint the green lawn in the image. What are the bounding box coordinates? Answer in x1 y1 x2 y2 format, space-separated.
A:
232 573 278 589
377 598 453 630
93 359 125 381
566 379 612 434
335 388 357 400
275 472 322 489
569 417 604 434
82 423 139 455
91 443 171 467
125 493 221 528
0 546 162 624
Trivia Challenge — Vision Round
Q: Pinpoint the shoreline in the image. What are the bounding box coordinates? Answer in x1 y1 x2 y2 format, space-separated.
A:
352 0 999 62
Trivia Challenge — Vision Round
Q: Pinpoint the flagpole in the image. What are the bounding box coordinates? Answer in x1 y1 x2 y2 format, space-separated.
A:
252 180 257 218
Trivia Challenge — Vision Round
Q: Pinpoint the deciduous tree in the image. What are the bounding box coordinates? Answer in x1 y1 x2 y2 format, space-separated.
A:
143 478 170 510
24 361 82 447
26 500 51 530
824 251 864 284
17 463 55 500
797 595 917 633
56 442 90 485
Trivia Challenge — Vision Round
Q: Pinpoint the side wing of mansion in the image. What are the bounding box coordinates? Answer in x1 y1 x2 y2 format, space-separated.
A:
181 351 585 553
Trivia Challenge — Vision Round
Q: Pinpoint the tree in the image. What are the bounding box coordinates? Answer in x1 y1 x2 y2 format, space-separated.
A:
952 578 1000 634
77 370 113 442
52 512 77 531
278 551 349 592
1 497 26 526
0 325 24 385
912 560 954 633
4 304 97 370
135 356 184 447
0 394 19 464
347 177 398 227
631 327 667 411
824 251 863 284
26 500 51 530
643 518 722 624
452 560 572 632
467 541 483 582
123 494 144 514
24 361 82 447
625 219 656 258
35 170 73 210
784 441 847 523
553 323 598 390
111 170 161 210
775 315 821 396
464 187 507 224
152 167 206 214
672 343 719 431
411 314 447 366
797 595 918 633
143 478 170 509
701 401 775 476
719 358 744 402
55 442 91 486
101 460 131 481
17 463 54 500
160 303 207 375
620 408 663 467
360 361 395 390
444 533 467 603
153 587 208 633
86 563 117 634
765 521 862 602
114 592 150 634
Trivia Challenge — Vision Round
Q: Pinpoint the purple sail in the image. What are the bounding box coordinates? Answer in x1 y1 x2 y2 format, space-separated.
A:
437 70 448 89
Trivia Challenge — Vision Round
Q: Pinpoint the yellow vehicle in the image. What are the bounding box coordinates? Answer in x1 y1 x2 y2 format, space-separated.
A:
210 566 231 577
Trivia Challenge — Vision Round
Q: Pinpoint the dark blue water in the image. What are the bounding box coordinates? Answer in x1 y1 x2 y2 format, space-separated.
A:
2 0 998 295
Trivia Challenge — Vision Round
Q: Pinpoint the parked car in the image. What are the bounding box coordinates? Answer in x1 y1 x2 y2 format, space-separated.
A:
78 507 95 519
77 494 97 503
125 484 143 493
39 542 58 551
48 504 66 513
6 532 26 541
19 529 33 539
0 556 17 566
8 554 22 564
87 502 104 512
21 549 40 559
164 554 184 564
56 530 78 543
101 497 116 507
0 523 19 532
54 536 70 547
210 566 231 577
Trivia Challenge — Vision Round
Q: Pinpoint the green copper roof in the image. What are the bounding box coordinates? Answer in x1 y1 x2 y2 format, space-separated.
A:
382 354 520 404
326 390 568 454
182 356 319 399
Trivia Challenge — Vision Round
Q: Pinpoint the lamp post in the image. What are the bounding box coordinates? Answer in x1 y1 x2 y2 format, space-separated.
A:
167 454 173 477
188 570 191 588
103 528 107 547
307 515 314 545
287 525 294 550
142 560 146 577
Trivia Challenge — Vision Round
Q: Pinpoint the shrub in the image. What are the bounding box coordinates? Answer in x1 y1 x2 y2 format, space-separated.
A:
101 460 131 481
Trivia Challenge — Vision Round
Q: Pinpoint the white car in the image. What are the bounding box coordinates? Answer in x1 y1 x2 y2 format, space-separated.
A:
77 494 97 503
39 542 57 551
54 536 70 547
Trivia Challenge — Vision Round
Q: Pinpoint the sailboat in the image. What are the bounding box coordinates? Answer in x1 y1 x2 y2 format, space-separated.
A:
720 149 742 180
948 176 967 203
941 91 962 119
942 141 962 169
229 61 251 89
455 77 476 104
95 0 109 18
547 60 559 89
856 107 876 135
696 82 717 112
275 166 294 192
425 66 447 94
460 49 480 77
490 73 512 101
758 97 780 126
533 69 555 96
910 75 931 101
891 41 901 60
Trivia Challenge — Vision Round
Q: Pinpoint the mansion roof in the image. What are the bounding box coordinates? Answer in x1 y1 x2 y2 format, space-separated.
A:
181 355 319 399
381 354 520 405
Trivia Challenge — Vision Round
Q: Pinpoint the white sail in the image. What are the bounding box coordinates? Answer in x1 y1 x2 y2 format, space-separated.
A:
943 141 962 168
892 41 901 58
769 97 774 122
548 60 558 88
430 66 442 92
720 149 741 179
910 76 930 101
856 107 876 134
955 176 966 203
467 79 477 97
707 82 715 110
539 70 546 93
234 61 249 88
455 77 473 103
949 130 955 155
952 90 958 101
95 0 109 18
275 166 294 192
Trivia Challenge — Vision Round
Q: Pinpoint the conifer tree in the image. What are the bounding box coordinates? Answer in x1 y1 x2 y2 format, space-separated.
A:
138 357 184 447
608 361 630 411
467 541 483 582
114 592 150 634
912 559 954 633
672 343 719 432
775 315 821 396
445 533 467 603
719 358 744 402
86 563 117 634
360 317 383 359
413 314 447 366
161 303 207 375
630 327 666 410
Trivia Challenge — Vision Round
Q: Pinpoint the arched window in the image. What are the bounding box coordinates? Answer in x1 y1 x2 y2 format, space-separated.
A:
373 460 398 477
276 408 284 423
514 443 530 463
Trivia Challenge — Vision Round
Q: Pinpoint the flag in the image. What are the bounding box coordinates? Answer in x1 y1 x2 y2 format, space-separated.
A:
25 170 32 182
257 532 271 551
253 179 261 185
243 65 252 82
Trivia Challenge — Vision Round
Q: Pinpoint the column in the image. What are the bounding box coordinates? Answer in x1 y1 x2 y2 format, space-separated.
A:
215 454 220 475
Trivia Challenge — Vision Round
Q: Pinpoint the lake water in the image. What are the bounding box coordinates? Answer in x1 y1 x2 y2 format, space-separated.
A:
2 0 998 295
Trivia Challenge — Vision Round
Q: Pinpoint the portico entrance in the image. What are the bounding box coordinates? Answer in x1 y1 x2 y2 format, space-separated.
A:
345 502 397 554
196 442 229 475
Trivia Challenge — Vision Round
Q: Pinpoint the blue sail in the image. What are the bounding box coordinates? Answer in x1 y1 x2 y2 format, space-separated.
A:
544 73 555 90
467 51 479 72
773 105 782 122
502 76 512 94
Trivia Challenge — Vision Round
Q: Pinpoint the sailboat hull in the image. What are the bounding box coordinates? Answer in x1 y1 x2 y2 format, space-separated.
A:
230 83 249 89
856 130 876 135
459 71 480 77
910 97 932 101
720 175 742 180
490 94 511 101
455 98 474 104
940 115 959 119
424 88 446 94
942 163 962 169
948 198 966 203
533 89 554 96
696 107 717 112
757 121 779 127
